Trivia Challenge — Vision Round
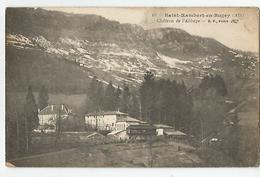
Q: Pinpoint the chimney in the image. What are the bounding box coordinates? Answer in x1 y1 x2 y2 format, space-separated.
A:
51 105 53 111
38 108 40 113
61 104 64 110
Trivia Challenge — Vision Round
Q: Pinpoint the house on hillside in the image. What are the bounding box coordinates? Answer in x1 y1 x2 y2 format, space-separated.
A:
85 111 128 131
38 104 71 132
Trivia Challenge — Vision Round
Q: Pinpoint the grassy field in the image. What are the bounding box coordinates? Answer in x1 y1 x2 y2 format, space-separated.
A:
9 141 203 167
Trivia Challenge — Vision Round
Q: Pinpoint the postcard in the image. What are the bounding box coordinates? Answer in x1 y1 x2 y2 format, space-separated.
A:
5 7 259 167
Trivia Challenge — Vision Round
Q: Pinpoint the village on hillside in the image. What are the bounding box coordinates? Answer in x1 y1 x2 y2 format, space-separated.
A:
7 90 249 167
7 102 199 167
8 99 208 167
37 105 187 142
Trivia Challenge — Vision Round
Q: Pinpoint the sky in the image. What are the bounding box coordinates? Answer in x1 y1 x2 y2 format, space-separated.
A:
45 7 259 53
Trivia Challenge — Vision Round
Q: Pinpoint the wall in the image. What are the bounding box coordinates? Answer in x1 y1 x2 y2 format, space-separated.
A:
116 122 140 131
85 114 117 130
116 122 127 131
156 128 164 136
39 114 57 126
117 131 129 140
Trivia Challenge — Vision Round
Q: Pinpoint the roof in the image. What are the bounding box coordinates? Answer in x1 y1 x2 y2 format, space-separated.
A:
153 124 173 129
86 111 127 116
116 116 145 123
127 124 155 130
164 130 186 136
108 130 126 136
38 104 69 115
86 132 105 138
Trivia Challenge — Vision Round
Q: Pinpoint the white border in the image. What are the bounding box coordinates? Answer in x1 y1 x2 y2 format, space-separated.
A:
2 0 260 7
1 1 259 177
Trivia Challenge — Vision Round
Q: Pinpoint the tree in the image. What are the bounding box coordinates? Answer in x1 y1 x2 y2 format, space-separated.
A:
38 85 49 110
85 76 104 113
193 96 228 140
139 71 195 133
144 70 155 83
115 85 121 110
85 77 98 112
214 74 228 96
103 81 116 111
23 86 39 152
120 85 131 113
128 92 140 118
174 81 194 132
96 81 104 111
140 71 156 122
54 107 62 147
199 74 228 97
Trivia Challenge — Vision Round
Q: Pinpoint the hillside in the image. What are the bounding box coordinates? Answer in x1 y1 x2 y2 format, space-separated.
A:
6 46 93 93
6 8 258 96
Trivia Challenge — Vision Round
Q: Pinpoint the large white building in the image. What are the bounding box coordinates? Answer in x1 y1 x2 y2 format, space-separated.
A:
85 111 127 131
85 111 148 131
38 104 70 131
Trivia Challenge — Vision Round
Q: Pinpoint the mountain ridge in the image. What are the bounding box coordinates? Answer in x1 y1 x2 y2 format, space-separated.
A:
6 8 258 96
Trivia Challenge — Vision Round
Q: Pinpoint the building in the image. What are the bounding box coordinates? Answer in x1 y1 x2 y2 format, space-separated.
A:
107 116 147 140
153 124 174 136
164 129 187 140
108 130 129 141
38 104 70 131
126 124 156 141
85 111 127 131
115 116 146 131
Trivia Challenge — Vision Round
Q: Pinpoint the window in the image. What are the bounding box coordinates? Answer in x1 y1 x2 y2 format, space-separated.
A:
112 123 114 126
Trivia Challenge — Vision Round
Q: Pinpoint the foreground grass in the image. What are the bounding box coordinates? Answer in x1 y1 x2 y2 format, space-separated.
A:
9 141 203 167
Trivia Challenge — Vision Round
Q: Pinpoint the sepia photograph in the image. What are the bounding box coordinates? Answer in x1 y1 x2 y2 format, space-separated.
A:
5 7 259 167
